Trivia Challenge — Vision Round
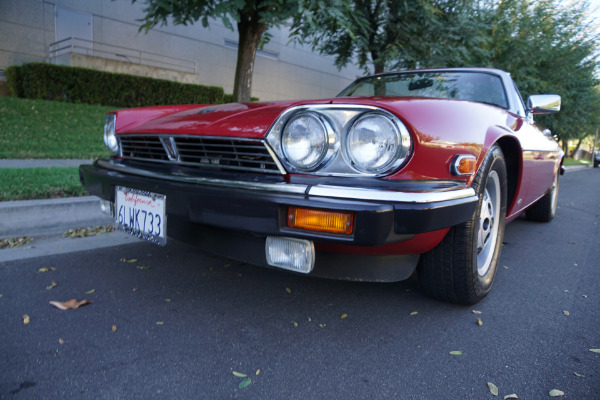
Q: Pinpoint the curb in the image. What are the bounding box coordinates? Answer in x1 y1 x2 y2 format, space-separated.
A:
0 196 113 237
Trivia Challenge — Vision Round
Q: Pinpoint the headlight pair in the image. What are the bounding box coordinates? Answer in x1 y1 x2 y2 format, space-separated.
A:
269 105 412 176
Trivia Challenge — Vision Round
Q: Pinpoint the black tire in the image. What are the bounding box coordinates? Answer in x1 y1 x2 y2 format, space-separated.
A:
594 158 599 168
418 145 507 305
525 172 559 222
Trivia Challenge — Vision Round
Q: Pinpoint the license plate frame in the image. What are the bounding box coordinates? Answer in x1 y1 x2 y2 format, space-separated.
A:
115 186 166 246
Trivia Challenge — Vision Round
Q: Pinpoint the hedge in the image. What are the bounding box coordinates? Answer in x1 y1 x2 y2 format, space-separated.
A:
5 63 225 107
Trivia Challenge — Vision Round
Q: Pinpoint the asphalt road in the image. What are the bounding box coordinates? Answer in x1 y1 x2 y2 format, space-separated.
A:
1 168 599 399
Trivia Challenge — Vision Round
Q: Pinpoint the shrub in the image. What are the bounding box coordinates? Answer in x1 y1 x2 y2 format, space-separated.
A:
6 63 225 107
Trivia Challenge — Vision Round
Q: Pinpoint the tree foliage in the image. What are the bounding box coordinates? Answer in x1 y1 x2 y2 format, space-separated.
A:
133 0 300 102
487 0 600 147
291 0 490 73
293 0 600 146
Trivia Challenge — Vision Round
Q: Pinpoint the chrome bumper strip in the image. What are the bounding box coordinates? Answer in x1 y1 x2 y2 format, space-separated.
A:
97 159 476 204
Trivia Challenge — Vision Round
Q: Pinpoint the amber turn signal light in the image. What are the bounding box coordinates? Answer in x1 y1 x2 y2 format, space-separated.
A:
452 155 477 176
287 207 354 235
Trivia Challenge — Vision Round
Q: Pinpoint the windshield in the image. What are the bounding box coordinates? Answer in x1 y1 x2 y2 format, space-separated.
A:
338 71 508 109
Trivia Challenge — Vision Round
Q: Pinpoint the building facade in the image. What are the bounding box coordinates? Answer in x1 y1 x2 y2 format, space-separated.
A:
0 0 363 101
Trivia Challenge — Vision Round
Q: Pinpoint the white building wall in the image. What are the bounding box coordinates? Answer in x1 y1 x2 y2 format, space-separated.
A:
0 0 363 101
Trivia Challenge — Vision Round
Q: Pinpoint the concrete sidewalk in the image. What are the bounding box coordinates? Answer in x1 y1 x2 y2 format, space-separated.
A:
0 159 93 168
0 196 113 237
0 160 140 262
1 159 103 236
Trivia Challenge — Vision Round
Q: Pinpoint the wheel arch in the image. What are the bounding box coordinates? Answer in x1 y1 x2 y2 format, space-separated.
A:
494 136 521 214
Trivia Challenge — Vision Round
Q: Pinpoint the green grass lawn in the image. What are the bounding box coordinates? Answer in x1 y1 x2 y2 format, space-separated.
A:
0 96 113 159
0 167 88 201
563 157 591 166
0 96 115 201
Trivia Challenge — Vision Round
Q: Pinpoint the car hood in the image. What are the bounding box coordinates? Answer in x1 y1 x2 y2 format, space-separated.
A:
116 100 331 139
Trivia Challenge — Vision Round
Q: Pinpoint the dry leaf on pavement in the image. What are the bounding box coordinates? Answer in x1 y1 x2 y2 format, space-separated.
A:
487 382 499 396
49 299 92 310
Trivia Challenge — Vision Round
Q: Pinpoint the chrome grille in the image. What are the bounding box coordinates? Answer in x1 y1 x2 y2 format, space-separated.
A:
118 135 283 174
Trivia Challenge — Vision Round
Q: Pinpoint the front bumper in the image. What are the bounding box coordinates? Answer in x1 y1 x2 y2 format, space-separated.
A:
80 159 478 280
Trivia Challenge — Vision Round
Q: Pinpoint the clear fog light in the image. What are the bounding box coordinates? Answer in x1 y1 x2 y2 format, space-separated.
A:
265 237 314 274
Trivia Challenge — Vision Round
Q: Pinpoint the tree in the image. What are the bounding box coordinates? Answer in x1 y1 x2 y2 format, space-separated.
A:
294 0 600 150
485 0 600 150
133 0 299 102
290 0 490 74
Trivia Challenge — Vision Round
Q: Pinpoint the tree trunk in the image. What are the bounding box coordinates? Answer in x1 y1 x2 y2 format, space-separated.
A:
571 138 583 158
233 12 266 102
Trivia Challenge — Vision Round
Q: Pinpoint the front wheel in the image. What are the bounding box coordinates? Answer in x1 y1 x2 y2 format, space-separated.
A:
418 145 507 305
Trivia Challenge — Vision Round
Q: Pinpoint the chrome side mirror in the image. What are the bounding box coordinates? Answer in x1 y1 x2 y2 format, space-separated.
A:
527 94 561 114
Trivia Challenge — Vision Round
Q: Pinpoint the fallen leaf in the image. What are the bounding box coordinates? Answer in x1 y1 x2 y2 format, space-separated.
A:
121 258 138 263
285 287 292 294
238 378 251 389
39 267 49 272
504 394 519 399
573 372 585 378
410 311 418 316
63 225 114 238
449 351 463 355
0 236 32 249
590 349 600 353
84 289 96 295
487 382 499 396
136 265 151 270
562 310 570 316
549 389 564 397
232 371 247 378
23 314 30 324
46 281 58 290
472 310 482 314
477 318 483 326
256 369 260 376
49 299 92 310
165 299 171 302
319 324 326 328
341 313 348 319
58 338 65 345
292 321 298 328
112 325 117 332
156 321 164 325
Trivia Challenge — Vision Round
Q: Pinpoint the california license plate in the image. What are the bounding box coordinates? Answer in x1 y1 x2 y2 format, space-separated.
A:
115 186 166 246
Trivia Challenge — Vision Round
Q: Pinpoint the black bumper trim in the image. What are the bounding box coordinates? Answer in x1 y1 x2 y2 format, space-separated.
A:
80 160 478 246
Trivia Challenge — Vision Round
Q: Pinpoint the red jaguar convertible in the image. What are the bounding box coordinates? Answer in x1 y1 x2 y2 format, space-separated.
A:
80 68 563 304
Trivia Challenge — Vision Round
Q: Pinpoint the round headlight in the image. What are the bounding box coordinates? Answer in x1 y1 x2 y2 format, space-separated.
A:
345 113 408 174
282 112 329 170
103 113 119 154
